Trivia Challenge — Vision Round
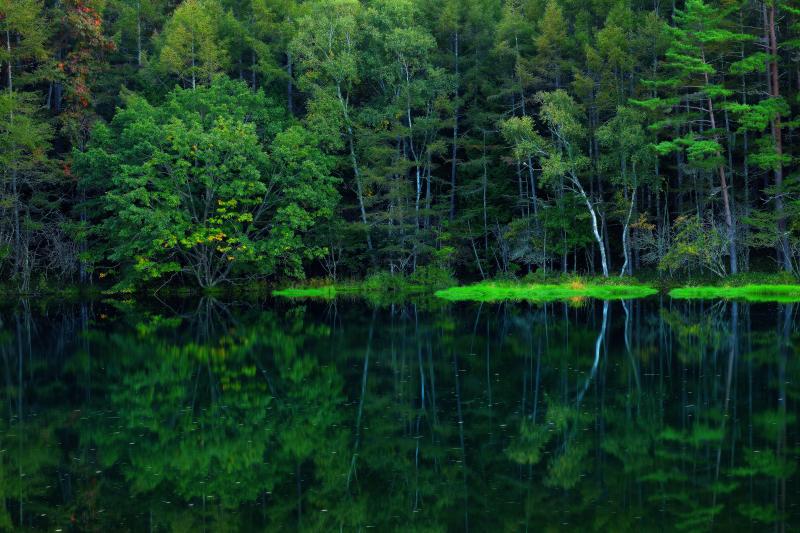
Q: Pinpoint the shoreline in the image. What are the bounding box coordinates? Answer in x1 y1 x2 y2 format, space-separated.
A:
4 277 800 304
273 277 800 303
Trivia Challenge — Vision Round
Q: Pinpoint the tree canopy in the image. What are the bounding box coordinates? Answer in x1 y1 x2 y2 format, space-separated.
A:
75 78 338 287
3 0 800 288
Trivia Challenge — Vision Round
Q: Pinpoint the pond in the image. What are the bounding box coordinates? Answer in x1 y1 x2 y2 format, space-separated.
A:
0 296 797 531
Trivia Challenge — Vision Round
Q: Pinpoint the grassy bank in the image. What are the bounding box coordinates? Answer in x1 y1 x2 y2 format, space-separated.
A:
272 268 457 300
272 281 434 300
12 271 794 304
434 280 658 303
669 285 800 303
275 272 800 303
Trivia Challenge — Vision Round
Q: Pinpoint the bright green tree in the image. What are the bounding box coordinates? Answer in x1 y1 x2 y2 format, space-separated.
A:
76 77 338 288
521 90 610 277
156 0 233 89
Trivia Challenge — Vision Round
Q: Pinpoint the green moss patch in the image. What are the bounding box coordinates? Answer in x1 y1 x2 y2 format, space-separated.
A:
669 285 800 303
434 282 658 302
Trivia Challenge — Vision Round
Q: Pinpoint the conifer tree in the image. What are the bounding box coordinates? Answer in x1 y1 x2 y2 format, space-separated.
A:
637 0 755 274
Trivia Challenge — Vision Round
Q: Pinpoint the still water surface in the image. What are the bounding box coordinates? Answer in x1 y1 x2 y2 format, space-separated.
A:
0 296 797 531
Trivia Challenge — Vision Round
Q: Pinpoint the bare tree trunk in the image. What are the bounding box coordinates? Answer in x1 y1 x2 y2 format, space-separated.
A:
337 84 372 251
578 300 609 404
620 187 636 277
570 174 609 277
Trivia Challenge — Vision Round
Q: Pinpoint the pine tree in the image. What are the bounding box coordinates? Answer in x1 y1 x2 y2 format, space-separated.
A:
637 0 755 275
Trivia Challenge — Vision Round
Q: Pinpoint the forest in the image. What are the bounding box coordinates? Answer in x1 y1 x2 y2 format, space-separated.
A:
3 0 800 291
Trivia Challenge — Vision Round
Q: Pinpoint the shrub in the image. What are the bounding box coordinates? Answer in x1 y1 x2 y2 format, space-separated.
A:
408 266 457 290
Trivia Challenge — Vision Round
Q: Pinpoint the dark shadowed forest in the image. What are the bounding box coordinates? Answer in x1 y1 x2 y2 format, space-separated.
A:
4 0 800 291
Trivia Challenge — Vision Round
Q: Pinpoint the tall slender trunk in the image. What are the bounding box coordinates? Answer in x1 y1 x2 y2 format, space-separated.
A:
453 344 469 532
347 313 374 489
482 132 489 255
449 32 459 221
349 132 372 252
191 36 196 90
515 43 538 218
337 84 372 251
702 53 737 273
6 30 12 92
578 300 609 404
11 169 20 279
558 131 608 276
620 186 636 277
739 14 751 271
570 173 609 277
595 133 611 274
286 50 293 115
712 301 737 514
424 155 431 229
415 165 421 229
7 30 20 280
767 4 792 271
777 303 792 533
136 0 142 66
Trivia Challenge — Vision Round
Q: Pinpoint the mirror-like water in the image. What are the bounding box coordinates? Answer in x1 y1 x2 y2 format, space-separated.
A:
0 297 797 531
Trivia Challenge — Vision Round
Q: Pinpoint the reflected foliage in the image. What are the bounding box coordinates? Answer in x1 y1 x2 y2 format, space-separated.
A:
0 297 797 530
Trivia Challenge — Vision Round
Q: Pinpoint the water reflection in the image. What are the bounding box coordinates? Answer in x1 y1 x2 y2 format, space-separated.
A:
0 297 797 531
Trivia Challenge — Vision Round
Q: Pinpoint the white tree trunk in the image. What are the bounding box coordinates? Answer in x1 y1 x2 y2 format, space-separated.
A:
570 175 609 277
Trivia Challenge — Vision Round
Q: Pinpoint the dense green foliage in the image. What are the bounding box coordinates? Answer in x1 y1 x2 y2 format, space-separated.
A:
75 78 337 288
4 0 800 289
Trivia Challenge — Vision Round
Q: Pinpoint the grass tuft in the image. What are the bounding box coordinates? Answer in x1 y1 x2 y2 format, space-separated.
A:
435 281 657 302
669 284 800 303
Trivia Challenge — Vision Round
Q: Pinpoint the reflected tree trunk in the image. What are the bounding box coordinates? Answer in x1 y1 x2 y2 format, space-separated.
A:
347 310 375 489
578 301 609 405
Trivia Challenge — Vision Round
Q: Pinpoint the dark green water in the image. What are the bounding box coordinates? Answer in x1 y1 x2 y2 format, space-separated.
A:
0 296 797 531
